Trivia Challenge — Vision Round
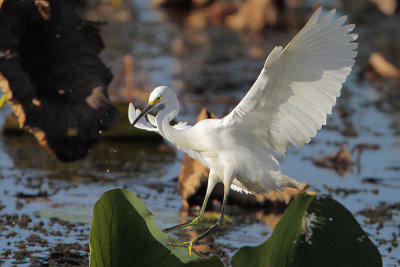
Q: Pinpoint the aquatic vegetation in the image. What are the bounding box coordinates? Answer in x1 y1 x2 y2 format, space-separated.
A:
89 189 382 267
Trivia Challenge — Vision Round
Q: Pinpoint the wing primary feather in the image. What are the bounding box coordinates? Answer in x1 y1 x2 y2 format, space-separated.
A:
220 8 357 155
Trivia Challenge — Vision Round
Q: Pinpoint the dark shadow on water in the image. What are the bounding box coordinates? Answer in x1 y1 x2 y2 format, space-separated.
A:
2 131 175 177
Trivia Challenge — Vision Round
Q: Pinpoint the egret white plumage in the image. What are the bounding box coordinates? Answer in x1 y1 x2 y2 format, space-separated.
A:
129 7 357 253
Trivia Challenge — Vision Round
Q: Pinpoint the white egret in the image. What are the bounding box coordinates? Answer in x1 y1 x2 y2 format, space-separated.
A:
129 7 357 254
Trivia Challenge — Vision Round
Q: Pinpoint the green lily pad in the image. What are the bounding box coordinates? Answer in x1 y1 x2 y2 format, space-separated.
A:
89 189 223 267
232 192 382 267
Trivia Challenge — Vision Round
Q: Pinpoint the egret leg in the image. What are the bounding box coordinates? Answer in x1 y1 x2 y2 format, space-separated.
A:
163 175 218 233
168 183 231 255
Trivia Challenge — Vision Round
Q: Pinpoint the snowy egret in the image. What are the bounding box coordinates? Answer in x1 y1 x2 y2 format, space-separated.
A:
129 7 357 253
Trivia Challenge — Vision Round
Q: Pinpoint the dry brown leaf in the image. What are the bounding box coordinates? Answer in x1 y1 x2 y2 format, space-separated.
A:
111 54 150 104
226 0 279 31
35 0 51 20
370 0 397 16
368 52 400 79
313 143 353 177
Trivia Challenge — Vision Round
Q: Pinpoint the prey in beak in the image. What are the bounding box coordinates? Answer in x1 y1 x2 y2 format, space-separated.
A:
130 96 162 129
130 103 155 129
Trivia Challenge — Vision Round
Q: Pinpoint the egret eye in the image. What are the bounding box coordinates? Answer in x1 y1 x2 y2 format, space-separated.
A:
148 96 162 105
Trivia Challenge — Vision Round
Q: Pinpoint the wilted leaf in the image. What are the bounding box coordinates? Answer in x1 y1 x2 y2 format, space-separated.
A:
89 189 223 267
369 52 400 79
232 192 382 267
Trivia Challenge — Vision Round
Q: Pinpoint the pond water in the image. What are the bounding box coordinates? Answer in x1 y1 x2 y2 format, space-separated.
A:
0 1 399 266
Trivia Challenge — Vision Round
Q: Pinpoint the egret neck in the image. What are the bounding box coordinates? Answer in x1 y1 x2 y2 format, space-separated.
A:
156 95 184 147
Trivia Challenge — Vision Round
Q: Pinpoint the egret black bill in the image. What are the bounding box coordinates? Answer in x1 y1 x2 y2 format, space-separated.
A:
130 103 155 129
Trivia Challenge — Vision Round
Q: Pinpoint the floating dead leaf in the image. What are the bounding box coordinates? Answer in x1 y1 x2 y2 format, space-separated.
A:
178 108 307 213
370 0 398 16
155 0 308 32
367 52 400 79
203 1 237 25
226 0 281 31
16 188 59 199
35 0 50 20
179 2 237 30
313 143 353 177
109 54 151 105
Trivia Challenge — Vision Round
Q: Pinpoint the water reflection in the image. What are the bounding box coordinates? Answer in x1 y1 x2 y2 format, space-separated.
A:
2 131 175 179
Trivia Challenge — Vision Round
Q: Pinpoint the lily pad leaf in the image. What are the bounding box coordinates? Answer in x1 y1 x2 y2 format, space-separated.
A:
89 189 223 267
232 192 382 267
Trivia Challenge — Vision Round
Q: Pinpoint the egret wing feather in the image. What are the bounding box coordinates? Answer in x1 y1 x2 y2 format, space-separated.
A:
146 114 157 127
231 179 252 194
177 146 209 167
220 8 357 155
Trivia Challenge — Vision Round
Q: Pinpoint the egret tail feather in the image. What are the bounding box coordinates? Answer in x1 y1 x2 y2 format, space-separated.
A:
273 173 304 190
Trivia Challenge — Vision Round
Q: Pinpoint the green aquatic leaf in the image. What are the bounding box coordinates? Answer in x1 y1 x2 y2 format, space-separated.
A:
89 189 223 267
232 192 382 267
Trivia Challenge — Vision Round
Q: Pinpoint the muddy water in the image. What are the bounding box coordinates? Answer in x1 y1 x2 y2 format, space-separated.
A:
0 1 399 266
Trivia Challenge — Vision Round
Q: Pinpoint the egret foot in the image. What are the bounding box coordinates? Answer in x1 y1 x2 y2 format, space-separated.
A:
166 223 221 255
163 216 202 233
167 240 196 256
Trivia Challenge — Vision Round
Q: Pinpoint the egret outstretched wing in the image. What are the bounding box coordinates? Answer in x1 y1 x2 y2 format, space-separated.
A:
220 8 358 155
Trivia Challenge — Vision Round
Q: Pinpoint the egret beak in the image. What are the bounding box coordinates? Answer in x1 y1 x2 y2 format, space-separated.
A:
130 103 155 129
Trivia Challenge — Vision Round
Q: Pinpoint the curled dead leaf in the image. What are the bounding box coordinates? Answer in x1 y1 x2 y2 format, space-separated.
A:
313 143 353 177
35 0 50 20
367 52 400 79
370 0 398 16
226 0 281 31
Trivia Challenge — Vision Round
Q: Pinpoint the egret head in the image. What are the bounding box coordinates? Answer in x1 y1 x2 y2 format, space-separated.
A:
131 86 177 128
